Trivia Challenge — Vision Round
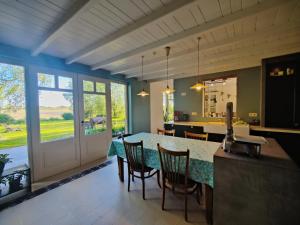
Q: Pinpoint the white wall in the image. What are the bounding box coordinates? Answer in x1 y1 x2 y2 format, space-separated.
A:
150 80 173 133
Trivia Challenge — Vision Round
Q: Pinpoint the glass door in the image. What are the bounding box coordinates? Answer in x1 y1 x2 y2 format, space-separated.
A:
29 67 80 181
78 75 112 164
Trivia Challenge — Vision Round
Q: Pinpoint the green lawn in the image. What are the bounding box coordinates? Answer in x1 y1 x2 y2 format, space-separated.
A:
0 120 74 150
0 119 126 150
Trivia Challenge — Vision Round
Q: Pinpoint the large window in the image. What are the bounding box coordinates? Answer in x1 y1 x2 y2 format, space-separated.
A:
111 82 127 136
0 63 27 150
38 73 75 142
82 80 107 136
203 77 237 118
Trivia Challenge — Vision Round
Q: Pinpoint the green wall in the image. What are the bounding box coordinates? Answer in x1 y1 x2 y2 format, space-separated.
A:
128 79 151 133
174 67 261 122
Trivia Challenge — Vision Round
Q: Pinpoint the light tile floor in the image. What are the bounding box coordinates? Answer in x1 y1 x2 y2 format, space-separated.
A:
0 159 208 225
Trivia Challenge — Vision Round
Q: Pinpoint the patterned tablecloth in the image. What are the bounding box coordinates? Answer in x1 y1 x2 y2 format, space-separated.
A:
108 132 221 188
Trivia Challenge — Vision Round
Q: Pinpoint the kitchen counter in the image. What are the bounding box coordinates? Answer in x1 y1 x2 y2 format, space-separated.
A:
250 125 300 134
166 121 250 136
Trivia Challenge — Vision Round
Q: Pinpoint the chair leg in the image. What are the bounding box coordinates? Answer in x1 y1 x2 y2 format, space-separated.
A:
157 170 161 188
199 183 203 195
162 186 165 210
141 172 145 200
185 190 188 222
196 185 201 205
127 168 131 192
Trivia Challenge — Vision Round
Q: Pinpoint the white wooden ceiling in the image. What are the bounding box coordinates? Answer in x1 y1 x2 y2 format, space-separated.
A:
0 0 299 81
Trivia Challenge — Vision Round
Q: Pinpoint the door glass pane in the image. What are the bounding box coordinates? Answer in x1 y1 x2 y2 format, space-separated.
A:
83 80 94 92
58 76 73 90
0 63 29 168
96 82 105 93
83 94 106 135
111 83 127 136
38 73 55 88
39 90 74 142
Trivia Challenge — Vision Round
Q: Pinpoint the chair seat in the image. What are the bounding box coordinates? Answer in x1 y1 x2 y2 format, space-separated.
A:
131 164 154 173
165 173 198 193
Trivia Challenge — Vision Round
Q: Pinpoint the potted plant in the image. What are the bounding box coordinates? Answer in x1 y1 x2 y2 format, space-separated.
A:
0 177 6 196
0 154 12 177
7 172 23 193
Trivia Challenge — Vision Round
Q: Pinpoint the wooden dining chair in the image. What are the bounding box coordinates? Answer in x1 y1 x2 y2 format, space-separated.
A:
117 133 133 139
123 139 160 200
184 131 208 141
157 144 200 221
157 128 175 136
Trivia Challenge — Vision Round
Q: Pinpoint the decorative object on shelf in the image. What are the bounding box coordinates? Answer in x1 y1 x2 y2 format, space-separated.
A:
163 46 175 94
190 37 207 91
137 55 149 97
0 154 11 177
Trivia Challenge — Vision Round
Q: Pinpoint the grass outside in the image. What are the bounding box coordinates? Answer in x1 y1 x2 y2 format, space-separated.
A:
0 119 126 150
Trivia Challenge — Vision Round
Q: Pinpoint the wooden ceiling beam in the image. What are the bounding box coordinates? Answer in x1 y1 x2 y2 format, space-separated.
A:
91 0 293 71
142 43 300 81
65 0 196 64
31 0 96 56
126 31 300 78
114 23 300 76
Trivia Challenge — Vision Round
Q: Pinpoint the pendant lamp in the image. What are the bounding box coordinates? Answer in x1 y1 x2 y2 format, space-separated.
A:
190 37 207 91
163 46 175 94
137 55 149 97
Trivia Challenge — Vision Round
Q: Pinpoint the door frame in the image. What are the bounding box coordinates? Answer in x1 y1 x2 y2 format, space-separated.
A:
28 66 80 181
78 74 112 164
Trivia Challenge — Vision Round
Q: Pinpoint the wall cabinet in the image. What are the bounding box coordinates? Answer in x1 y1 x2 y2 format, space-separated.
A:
263 53 300 129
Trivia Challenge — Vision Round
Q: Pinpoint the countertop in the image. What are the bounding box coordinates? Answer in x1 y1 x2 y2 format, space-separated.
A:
166 122 300 134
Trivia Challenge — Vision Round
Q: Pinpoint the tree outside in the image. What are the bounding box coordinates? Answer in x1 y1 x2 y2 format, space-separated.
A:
0 63 128 150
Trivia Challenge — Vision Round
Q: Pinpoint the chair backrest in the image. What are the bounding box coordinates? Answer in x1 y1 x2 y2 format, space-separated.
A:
118 133 133 139
184 131 208 141
123 139 145 171
157 128 175 136
157 144 190 189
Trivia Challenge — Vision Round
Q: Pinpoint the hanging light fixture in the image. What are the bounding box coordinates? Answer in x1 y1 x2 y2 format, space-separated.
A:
163 46 175 94
137 55 149 97
190 37 207 91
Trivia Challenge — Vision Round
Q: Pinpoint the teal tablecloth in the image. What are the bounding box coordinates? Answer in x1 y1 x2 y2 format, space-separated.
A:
108 132 221 188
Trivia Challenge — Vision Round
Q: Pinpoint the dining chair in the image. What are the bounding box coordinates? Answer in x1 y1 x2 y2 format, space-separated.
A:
184 131 208 141
117 133 133 139
157 144 200 221
157 128 175 136
123 139 160 200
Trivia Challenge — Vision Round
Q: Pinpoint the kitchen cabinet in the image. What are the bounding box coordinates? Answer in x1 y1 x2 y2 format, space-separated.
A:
263 53 300 129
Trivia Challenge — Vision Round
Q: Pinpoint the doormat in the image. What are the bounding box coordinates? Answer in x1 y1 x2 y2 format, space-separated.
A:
0 160 112 211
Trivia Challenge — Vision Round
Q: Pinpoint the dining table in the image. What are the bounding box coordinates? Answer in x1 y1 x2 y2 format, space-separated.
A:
108 132 221 224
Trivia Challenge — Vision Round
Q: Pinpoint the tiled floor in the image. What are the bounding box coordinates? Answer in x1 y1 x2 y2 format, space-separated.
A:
0 159 208 225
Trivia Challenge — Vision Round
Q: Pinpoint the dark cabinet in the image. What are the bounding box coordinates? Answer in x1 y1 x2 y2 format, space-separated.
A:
263 53 300 129
164 123 224 142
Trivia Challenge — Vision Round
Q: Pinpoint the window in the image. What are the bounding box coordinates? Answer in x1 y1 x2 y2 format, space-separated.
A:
163 93 174 122
82 80 107 135
37 73 75 142
203 77 237 118
111 82 127 137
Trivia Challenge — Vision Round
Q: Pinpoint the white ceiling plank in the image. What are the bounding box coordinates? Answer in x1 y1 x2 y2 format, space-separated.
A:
113 23 300 75
31 0 96 56
218 0 232 16
92 0 295 70
129 35 300 78
143 42 300 81
65 0 197 64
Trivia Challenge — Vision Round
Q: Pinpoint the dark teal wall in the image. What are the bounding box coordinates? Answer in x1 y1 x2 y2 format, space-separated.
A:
0 43 125 82
128 79 150 133
174 67 261 122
